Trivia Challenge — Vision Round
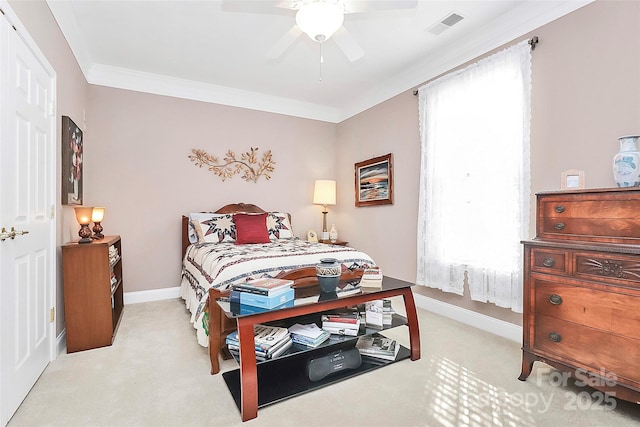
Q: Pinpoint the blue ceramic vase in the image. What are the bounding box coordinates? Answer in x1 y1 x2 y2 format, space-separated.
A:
316 258 341 293
613 135 640 187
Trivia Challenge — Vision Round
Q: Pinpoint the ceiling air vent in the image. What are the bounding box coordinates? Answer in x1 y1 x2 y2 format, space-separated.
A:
426 12 464 35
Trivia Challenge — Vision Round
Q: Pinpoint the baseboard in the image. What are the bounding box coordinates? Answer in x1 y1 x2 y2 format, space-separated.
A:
56 330 66 356
119 286 522 342
53 288 179 357
413 293 522 343
124 286 181 304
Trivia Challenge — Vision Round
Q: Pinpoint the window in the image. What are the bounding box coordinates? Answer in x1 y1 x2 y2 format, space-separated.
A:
416 40 531 312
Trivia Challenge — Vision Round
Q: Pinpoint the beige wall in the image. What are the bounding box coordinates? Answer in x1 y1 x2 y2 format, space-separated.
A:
337 0 640 325
10 0 639 335
85 86 337 294
85 86 336 292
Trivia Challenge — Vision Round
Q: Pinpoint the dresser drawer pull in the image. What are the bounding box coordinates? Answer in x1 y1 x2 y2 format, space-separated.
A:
554 222 565 231
554 205 566 213
548 332 562 342
542 258 555 268
548 294 563 305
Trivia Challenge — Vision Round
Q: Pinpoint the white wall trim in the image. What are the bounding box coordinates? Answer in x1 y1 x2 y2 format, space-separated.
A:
339 0 594 122
87 64 341 123
46 0 593 124
413 293 522 343
56 331 66 356
124 286 181 305
121 284 522 343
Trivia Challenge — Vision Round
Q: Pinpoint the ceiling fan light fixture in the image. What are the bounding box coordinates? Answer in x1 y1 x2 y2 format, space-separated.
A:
296 1 344 42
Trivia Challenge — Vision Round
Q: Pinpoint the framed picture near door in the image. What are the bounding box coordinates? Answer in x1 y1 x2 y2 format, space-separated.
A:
61 116 83 205
355 153 393 207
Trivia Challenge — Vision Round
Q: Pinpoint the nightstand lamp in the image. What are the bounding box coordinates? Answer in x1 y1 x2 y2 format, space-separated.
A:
74 206 93 244
91 207 105 240
313 179 336 240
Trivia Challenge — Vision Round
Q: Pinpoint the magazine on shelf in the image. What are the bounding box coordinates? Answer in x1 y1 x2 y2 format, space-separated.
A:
321 326 359 336
289 323 331 347
365 300 384 329
227 336 293 360
355 334 400 361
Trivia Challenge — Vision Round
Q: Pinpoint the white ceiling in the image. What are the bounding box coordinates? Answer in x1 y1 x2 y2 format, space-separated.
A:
47 0 592 123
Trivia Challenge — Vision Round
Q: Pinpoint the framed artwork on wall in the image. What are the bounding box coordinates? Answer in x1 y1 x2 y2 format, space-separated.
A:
61 115 83 205
355 153 393 207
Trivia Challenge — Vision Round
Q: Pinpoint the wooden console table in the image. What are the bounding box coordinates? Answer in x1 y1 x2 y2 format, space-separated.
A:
217 277 421 421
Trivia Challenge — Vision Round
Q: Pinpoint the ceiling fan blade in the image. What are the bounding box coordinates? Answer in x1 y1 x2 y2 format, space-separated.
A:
221 0 294 14
267 25 302 59
344 0 418 14
332 27 364 62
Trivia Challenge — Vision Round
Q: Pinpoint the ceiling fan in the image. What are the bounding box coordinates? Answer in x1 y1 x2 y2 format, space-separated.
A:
222 0 418 62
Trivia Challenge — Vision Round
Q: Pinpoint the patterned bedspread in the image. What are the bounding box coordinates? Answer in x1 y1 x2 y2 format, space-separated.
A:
179 238 376 346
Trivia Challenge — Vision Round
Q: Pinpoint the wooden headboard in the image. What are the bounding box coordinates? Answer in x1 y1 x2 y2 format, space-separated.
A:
181 203 266 260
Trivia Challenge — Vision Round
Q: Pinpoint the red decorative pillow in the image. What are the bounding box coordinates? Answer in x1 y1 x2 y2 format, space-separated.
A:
233 213 271 244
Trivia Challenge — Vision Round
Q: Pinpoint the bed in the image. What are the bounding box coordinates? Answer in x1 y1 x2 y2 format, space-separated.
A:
179 203 376 374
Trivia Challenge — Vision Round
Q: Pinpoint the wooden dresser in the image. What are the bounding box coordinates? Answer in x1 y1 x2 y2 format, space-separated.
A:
519 188 640 403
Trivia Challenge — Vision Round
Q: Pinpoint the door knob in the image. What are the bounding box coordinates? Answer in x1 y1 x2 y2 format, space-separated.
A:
0 226 30 241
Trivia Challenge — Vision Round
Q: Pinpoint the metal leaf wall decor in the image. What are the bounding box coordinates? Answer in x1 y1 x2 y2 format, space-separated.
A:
188 147 275 182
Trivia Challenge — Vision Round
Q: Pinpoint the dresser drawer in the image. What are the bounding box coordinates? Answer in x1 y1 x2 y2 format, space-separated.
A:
537 190 640 244
573 251 640 289
535 314 640 385
533 279 640 340
530 248 567 274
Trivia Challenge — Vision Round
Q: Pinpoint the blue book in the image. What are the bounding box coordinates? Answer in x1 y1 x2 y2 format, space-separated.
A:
230 287 295 309
229 299 294 316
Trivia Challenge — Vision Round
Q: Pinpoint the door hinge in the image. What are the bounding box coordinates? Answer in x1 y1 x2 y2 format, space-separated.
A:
49 307 55 323
50 205 55 219
48 101 56 117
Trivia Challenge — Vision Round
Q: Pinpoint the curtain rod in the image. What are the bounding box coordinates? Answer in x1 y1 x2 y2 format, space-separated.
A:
413 36 539 96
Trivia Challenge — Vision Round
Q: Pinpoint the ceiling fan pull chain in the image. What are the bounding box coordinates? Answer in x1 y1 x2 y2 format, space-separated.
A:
319 42 323 82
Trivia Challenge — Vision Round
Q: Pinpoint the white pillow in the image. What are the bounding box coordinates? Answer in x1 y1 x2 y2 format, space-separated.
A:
267 212 294 240
189 213 236 243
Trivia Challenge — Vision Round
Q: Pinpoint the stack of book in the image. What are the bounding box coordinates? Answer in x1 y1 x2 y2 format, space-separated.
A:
382 299 394 326
110 272 118 293
230 277 294 309
288 323 331 348
108 245 119 266
225 324 292 362
355 334 400 362
359 267 383 289
321 310 361 336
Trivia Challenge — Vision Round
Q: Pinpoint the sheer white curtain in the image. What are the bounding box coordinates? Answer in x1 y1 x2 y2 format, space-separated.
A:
416 40 531 312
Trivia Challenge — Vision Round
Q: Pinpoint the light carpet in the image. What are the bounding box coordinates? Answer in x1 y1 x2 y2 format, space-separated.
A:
7 297 640 427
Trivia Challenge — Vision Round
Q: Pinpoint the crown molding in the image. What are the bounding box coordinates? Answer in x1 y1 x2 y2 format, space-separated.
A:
48 0 593 124
87 64 342 123
337 0 594 122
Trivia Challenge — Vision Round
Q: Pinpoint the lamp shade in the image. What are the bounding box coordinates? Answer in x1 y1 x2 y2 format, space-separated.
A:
91 207 105 222
296 1 344 42
74 206 93 225
313 180 336 205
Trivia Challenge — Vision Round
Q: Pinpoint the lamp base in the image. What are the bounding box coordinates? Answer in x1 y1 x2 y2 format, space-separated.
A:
92 222 104 239
78 224 92 244
321 231 329 240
